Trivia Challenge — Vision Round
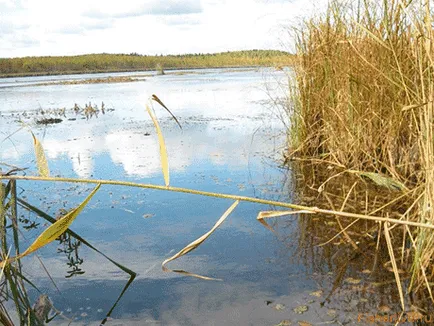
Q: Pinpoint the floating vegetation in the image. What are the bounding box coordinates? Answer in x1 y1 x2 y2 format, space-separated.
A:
293 305 308 314
274 303 286 311
344 277 362 285
0 101 114 125
309 290 323 298
81 101 104 120
274 320 291 326
18 101 114 125
35 76 140 86
35 118 63 125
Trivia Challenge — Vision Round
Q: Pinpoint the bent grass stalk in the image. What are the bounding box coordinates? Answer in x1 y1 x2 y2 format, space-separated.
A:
162 200 239 280
3 174 434 231
146 104 170 186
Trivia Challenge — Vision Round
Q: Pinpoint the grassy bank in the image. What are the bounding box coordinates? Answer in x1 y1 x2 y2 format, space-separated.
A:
287 0 433 302
0 50 293 77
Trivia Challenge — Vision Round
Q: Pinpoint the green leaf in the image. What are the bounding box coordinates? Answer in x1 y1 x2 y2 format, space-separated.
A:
358 172 408 191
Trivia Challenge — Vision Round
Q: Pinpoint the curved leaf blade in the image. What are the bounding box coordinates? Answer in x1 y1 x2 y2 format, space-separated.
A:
0 184 101 268
162 200 239 280
151 94 182 129
146 105 169 186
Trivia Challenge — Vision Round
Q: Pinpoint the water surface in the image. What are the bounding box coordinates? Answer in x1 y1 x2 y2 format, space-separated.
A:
1 68 403 325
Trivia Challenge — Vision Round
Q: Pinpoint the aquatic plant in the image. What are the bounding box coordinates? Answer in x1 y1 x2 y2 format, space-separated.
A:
155 63 165 75
287 0 434 307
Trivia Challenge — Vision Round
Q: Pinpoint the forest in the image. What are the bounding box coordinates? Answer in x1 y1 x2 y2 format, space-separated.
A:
0 50 293 77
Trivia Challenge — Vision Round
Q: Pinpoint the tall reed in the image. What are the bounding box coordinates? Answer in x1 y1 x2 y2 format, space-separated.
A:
288 0 433 297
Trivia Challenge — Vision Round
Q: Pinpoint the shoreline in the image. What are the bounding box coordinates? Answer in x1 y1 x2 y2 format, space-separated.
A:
0 50 293 78
0 65 269 79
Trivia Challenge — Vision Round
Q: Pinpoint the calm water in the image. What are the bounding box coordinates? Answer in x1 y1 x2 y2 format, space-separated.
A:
1 69 403 325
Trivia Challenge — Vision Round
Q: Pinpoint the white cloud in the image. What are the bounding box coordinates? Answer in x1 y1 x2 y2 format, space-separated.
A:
0 0 328 58
82 0 202 18
105 130 189 177
0 116 279 178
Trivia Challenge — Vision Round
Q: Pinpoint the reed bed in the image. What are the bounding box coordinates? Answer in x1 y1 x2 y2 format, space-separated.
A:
287 0 433 302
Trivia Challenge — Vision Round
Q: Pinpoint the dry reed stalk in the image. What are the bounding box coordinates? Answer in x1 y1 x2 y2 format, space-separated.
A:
288 0 434 300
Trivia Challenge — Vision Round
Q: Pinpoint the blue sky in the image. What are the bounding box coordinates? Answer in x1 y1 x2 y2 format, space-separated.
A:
0 0 326 58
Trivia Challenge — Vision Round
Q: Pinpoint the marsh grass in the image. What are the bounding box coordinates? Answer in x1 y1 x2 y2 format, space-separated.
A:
287 0 433 304
156 63 165 75
33 76 140 86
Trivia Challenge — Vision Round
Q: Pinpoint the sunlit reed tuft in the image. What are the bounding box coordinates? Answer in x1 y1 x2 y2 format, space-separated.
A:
287 0 433 298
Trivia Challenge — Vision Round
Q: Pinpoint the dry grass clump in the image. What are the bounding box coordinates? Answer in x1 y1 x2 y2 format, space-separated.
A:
288 0 433 301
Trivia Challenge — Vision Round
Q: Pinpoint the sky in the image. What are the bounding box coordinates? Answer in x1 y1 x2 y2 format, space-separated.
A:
0 0 327 58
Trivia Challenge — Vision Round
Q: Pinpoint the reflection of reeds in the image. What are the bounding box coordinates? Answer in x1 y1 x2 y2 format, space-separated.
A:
286 0 433 304
290 164 417 310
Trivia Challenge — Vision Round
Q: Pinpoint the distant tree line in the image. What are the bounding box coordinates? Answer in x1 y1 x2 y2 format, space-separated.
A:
0 50 294 77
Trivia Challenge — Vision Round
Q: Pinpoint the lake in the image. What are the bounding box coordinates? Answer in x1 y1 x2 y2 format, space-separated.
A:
0 68 403 325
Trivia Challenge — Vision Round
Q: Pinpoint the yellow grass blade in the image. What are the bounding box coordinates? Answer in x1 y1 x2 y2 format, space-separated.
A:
146 104 170 187
0 247 11 279
401 102 428 112
0 184 101 268
384 222 405 310
353 21 392 51
31 132 50 177
162 200 239 280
